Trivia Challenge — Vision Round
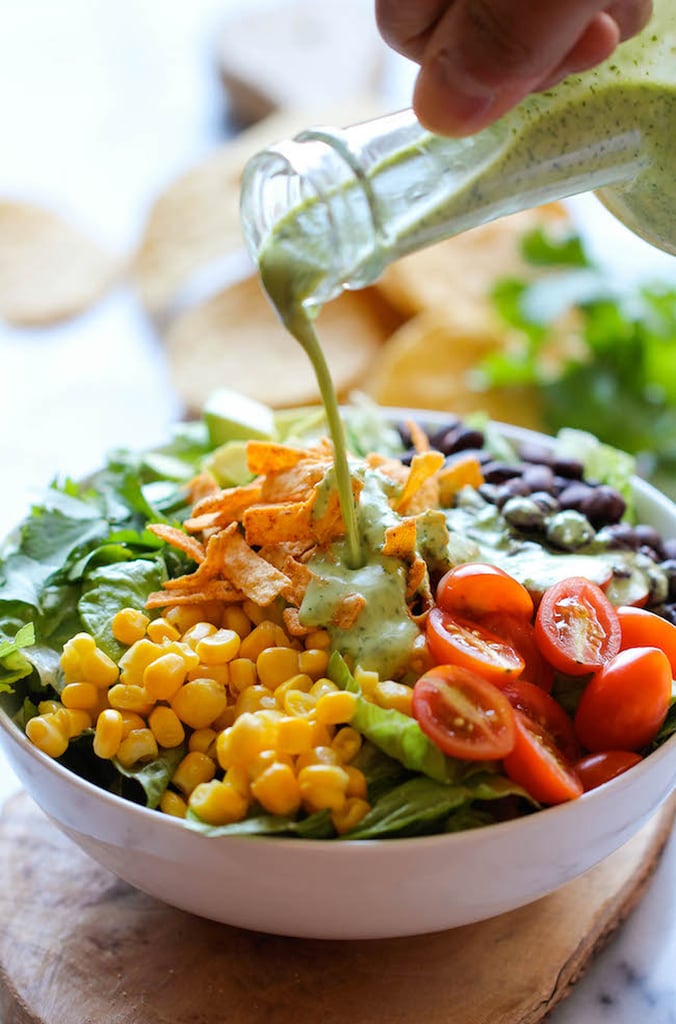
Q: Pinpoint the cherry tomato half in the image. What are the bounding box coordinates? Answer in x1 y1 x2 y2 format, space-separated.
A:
617 605 676 675
574 645 672 752
436 562 534 623
426 607 525 685
503 711 584 805
535 576 621 676
481 613 554 693
574 751 643 792
501 678 581 762
412 665 516 761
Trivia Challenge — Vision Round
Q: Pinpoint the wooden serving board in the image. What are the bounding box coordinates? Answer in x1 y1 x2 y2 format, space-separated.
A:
1 792 675 1024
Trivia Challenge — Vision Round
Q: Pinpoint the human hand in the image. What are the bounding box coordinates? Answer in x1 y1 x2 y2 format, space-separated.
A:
375 0 653 135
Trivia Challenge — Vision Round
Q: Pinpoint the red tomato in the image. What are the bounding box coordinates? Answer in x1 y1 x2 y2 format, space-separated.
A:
481 613 554 692
412 665 516 761
426 607 525 684
574 646 672 752
574 751 643 792
436 562 534 622
535 576 621 676
503 711 584 805
501 678 581 762
617 605 676 675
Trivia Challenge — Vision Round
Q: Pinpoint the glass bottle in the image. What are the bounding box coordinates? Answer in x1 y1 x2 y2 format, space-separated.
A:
240 0 676 312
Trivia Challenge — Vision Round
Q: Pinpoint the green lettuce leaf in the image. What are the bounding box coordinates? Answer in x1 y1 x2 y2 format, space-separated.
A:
78 558 166 661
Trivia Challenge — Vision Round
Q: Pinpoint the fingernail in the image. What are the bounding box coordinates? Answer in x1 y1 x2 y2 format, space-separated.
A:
415 53 495 135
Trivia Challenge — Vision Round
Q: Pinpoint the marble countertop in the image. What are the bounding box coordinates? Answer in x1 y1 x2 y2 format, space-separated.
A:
1 2 676 1019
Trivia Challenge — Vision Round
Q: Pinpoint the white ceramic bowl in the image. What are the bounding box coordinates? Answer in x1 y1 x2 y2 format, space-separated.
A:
1 421 676 939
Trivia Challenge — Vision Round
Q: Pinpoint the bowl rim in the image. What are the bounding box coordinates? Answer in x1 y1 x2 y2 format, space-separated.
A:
2 413 675 850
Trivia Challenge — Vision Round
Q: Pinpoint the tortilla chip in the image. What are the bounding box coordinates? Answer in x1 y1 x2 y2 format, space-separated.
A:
282 606 314 638
243 498 314 548
405 419 431 454
185 472 221 505
437 455 485 505
219 523 294 606
0 200 116 326
163 274 399 413
145 580 243 608
163 532 230 590
259 546 313 606
331 593 366 630
406 557 430 600
246 441 309 476
146 523 206 564
185 480 264 532
395 451 444 514
382 518 418 561
260 458 329 504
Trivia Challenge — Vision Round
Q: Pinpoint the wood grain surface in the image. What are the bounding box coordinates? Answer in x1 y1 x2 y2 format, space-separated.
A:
1 792 674 1024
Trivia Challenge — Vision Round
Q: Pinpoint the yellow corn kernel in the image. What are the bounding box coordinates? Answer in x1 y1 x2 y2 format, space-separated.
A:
181 621 217 650
234 684 276 716
61 682 99 712
142 651 187 701
165 604 206 634
111 607 150 646
375 680 413 716
60 632 96 681
298 648 330 680
108 683 154 716
282 688 316 718
171 750 216 796
310 677 339 699
25 714 69 758
248 749 293 778
354 665 379 698
222 605 251 639
296 745 339 772
256 646 299 690
188 727 218 756
331 726 362 764
315 690 357 726
86 647 121 688
274 672 313 707
93 708 124 759
211 705 237 730
187 662 230 686
37 699 62 716
298 764 349 812
159 790 188 818
303 629 331 651
116 728 159 769
409 633 433 676
224 763 250 798
239 620 287 661
251 763 301 817
118 638 162 686
309 720 335 747
148 706 185 748
343 765 368 799
159 640 201 673
119 710 146 738
276 716 314 756
188 780 248 825
242 599 266 626
171 678 228 729
146 617 180 643
53 707 91 739
229 658 257 693
199 600 226 625
196 628 240 666
331 797 370 835
217 712 278 769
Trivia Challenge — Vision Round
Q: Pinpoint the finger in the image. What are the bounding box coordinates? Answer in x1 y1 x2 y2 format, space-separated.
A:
606 0 653 40
413 0 619 136
537 11 620 91
374 0 450 62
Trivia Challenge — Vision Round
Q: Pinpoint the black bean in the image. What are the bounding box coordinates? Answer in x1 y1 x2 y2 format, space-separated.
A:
502 496 549 531
444 448 492 467
580 485 626 526
399 447 416 466
440 426 485 454
529 491 560 514
482 461 525 483
596 522 640 550
634 524 666 559
522 464 556 494
397 422 414 447
428 419 462 449
661 559 676 599
662 538 676 561
518 441 554 466
478 483 503 505
545 510 595 550
558 481 594 510
495 477 532 506
551 457 585 479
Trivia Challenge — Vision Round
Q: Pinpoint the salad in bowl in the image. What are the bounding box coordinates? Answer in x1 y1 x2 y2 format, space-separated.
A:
1 392 675 937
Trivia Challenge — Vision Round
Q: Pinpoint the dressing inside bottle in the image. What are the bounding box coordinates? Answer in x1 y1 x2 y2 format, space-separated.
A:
241 0 676 316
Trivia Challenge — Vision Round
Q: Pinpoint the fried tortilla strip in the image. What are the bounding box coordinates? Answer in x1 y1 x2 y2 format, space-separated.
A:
407 556 430 600
405 419 431 454
312 477 364 545
145 580 243 608
259 546 313 607
261 459 329 504
163 531 229 590
382 518 418 561
437 455 485 506
395 451 444 514
146 523 206 564
243 499 314 547
185 480 264 531
246 441 309 476
185 472 221 505
365 453 408 486
220 522 294 606
283 607 314 637
331 593 366 630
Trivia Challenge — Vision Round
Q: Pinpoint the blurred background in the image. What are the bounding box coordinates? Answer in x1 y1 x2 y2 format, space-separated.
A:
2 0 676 544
